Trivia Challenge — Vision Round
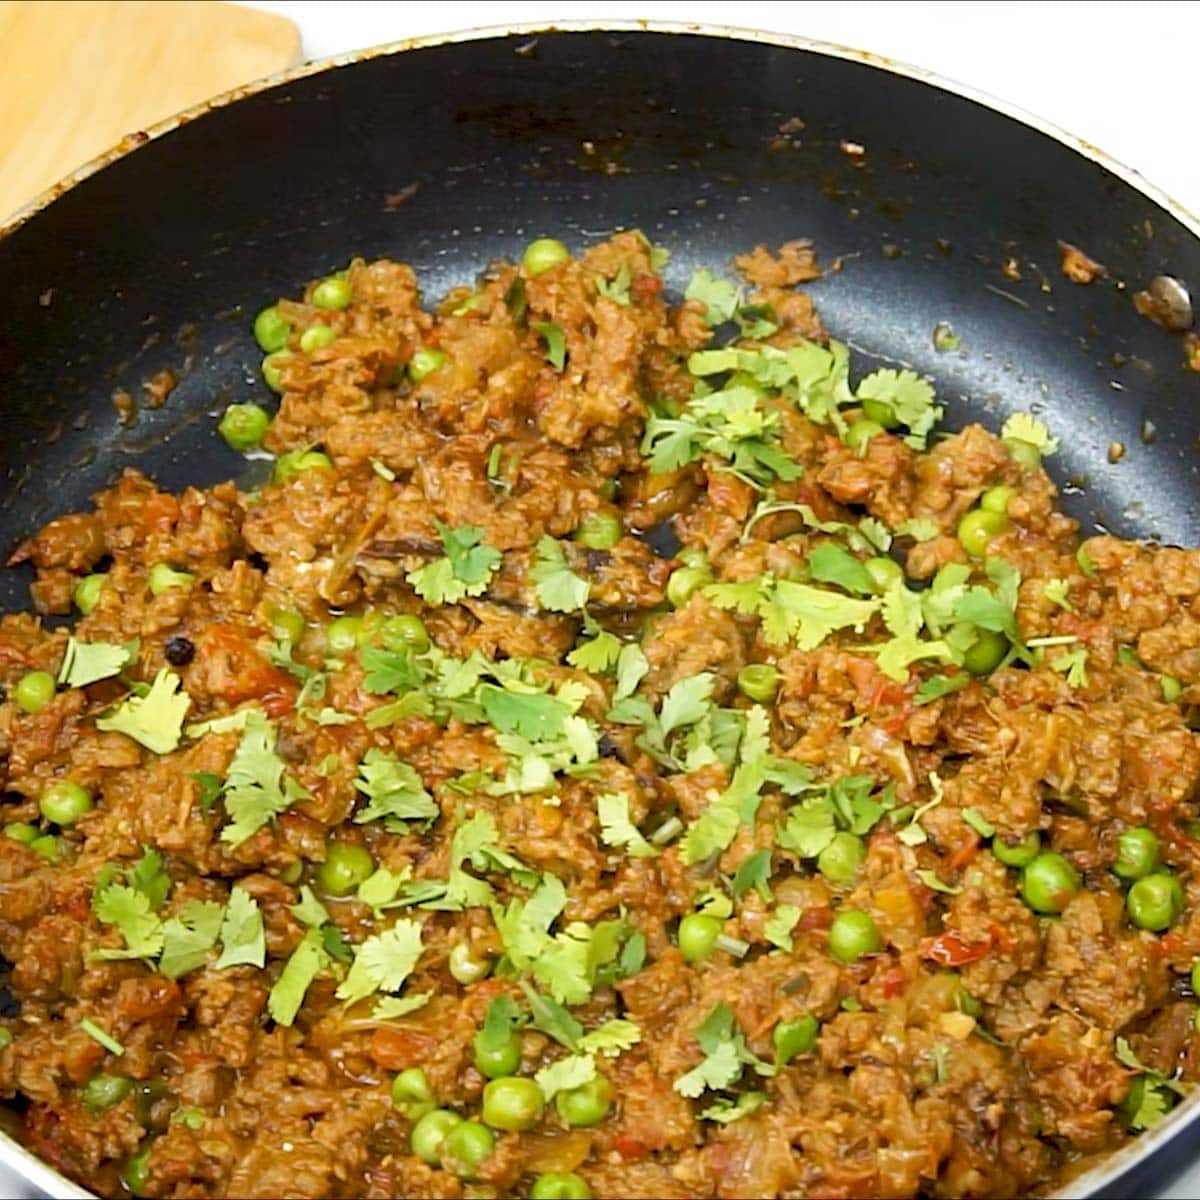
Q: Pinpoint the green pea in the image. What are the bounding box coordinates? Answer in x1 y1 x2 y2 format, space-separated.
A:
828 909 880 962
391 1067 435 1120
773 1014 819 1064
523 238 571 276
1020 852 1080 914
278 860 303 885
737 663 780 703
410 1108 463 1165
530 1173 593 1200
29 834 59 862
261 352 289 393
122 1144 153 1197
1162 675 1183 703
148 563 195 596
555 1075 612 1127
409 348 447 381
273 449 333 482
677 913 722 963
1004 438 1042 471
3 821 38 845
817 832 865 886
992 831 1040 868
676 547 709 570
218 403 270 452
73 573 106 615
299 324 337 354
481 1075 544 1131
860 397 899 429
1113 827 1160 881
83 1073 133 1113
1191 959 1200 996
473 1030 522 1079
379 614 430 653
443 1119 494 1178
845 419 885 454
963 628 1008 676
325 614 363 655
253 306 292 353
1127 873 1185 932
312 276 353 310
666 565 711 609
864 556 904 593
270 607 305 644
575 512 622 550
957 508 1010 558
955 986 982 1018
448 941 492 985
39 780 92 827
14 670 56 714
980 485 1016 515
316 841 374 897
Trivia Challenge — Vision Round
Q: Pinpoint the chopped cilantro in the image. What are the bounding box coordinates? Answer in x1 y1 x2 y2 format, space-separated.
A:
596 791 657 858
777 796 836 858
705 573 879 649
127 848 170 911
190 771 224 813
578 1018 641 1057
699 1091 767 1123
159 900 224 979
268 927 328 1027
535 1053 597 1100
219 710 310 848
1002 412 1059 455
336 919 424 1006
533 320 567 370
407 520 502 605
91 883 164 962
896 773 945 847
856 367 941 447
1050 646 1089 688
290 885 331 928
213 887 266 969
674 1002 774 1100
531 537 590 612
961 808 996 838
915 869 962 895
763 904 801 952
481 686 570 741
374 992 431 1019
731 849 774 901
80 1019 124 1056
595 261 632 306
915 673 970 705
895 517 940 542
685 267 742 326
58 638 138 688
1042 578 1075 612
808 543 875 595
874 578 955 682
566 619 622 672
520 980 583 1050
360 644 424 694
96 668 190 754
353 748 438 828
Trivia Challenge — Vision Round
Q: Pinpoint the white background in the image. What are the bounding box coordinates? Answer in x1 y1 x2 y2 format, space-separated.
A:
245 0 1200 217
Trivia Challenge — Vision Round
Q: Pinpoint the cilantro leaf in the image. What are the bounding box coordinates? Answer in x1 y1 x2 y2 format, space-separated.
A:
360 644 424 694
567 623 622 672
915 673 970 705
875 579 955 682
353 748 438 827
578 1018 641 1057
1001 412 1059 455
520 980 583 1050
219 710 310 848
857 367 941 447
268 927 328 1026
477 995 524 1053
763 904 801 952
374 993 431 1019
335 919 424 1006
659 673 717 736
96 668 190 755
915 869 962 895
213 887 265 969
596 791 657 858
962 808 996 838
673 1003 772 1099
699 1091 767 1124
1042 578 1075 612
808 543 874 595
407 521 502 605
707 574 879 649
1050 647 1089 688
290 884 331 928
58 638 138 688
614 643 649 701
531 537 590 613
127 848 170 911
895 517 940 542
534 1053 597 1101
480 686 569 741
92 883 164 962
595 261 632 306
532 320 567 370
731 849 774 901
190 771 224 813
685 267 741 326
776 796 836 858
159 900 224 979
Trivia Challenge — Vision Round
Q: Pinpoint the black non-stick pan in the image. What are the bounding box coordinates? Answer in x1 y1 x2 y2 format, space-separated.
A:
1 22 1198 1200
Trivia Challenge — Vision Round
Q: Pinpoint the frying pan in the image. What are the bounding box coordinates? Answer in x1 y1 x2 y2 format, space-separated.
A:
1 21 1198 1200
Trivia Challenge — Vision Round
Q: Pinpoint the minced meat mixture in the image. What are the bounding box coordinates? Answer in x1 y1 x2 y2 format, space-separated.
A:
1 232 1198 1200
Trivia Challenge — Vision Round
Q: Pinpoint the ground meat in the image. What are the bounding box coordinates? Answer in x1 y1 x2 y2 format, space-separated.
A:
0 234 1195 1200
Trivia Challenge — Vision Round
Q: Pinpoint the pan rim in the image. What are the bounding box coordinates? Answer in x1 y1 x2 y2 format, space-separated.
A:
1 17 1198 1200
1 17 1198 243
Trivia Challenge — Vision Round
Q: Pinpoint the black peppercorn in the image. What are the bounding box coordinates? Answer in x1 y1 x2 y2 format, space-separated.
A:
164 636 195 666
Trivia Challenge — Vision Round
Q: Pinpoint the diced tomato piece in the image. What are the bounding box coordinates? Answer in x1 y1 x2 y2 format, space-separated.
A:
612 1134 649 1162
878 964 908 998
920 931 990 967
368 1026 436 1070
140 492 180 535
799 906 834 931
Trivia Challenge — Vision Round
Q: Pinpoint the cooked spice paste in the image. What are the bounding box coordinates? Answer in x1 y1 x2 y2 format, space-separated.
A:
1 232 1198 1199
